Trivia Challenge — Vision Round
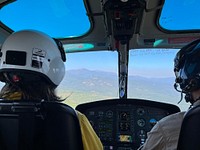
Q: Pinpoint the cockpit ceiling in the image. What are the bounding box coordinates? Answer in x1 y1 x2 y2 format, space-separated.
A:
0 0 200 52
65 0 200 51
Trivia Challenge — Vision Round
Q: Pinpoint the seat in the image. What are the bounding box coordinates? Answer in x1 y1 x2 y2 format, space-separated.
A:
177 105 200 150
0 100 84 150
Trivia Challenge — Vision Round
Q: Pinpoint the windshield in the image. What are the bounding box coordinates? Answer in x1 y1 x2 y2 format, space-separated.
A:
56 49 188 111
57 51 118 108
128 49 187 110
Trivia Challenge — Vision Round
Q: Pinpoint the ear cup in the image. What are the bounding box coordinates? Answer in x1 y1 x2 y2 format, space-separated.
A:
53 38 66 62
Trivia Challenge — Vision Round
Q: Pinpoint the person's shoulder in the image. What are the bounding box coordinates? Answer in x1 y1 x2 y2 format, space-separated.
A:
75 110 89 122
76 110 84 117
158 111 185 125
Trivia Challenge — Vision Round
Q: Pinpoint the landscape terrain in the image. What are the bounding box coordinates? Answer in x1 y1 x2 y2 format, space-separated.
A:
57 69 187 110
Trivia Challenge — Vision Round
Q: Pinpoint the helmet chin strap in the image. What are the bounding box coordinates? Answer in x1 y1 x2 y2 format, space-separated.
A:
174 82 182 92
177 92 183 104
174 83 184 104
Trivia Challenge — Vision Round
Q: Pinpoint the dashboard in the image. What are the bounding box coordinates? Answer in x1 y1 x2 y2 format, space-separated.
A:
76 99 180 150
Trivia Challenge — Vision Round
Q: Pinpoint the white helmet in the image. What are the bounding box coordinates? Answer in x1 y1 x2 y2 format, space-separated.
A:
0 30 66 86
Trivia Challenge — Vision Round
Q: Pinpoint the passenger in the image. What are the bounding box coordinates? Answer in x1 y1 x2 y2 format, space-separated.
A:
0 30 103 150
138 39 200 150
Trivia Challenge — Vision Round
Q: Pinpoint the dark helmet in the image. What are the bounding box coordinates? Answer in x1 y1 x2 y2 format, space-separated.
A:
174 39 200 95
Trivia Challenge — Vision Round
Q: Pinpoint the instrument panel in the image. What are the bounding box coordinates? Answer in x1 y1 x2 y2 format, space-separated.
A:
76 99 180 150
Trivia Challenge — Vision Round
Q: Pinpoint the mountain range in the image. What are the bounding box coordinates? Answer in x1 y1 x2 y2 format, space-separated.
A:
57 69 186 109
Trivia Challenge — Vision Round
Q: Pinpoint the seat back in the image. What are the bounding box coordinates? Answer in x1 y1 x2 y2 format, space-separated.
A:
0 100 83 150
177 105 200 150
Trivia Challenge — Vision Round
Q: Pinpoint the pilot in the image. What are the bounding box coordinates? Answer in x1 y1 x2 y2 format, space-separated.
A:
138 39 200 150
0 30 103 150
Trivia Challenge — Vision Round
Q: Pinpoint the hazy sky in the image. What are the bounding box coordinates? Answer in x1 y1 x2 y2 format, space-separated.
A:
65 49 179 78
